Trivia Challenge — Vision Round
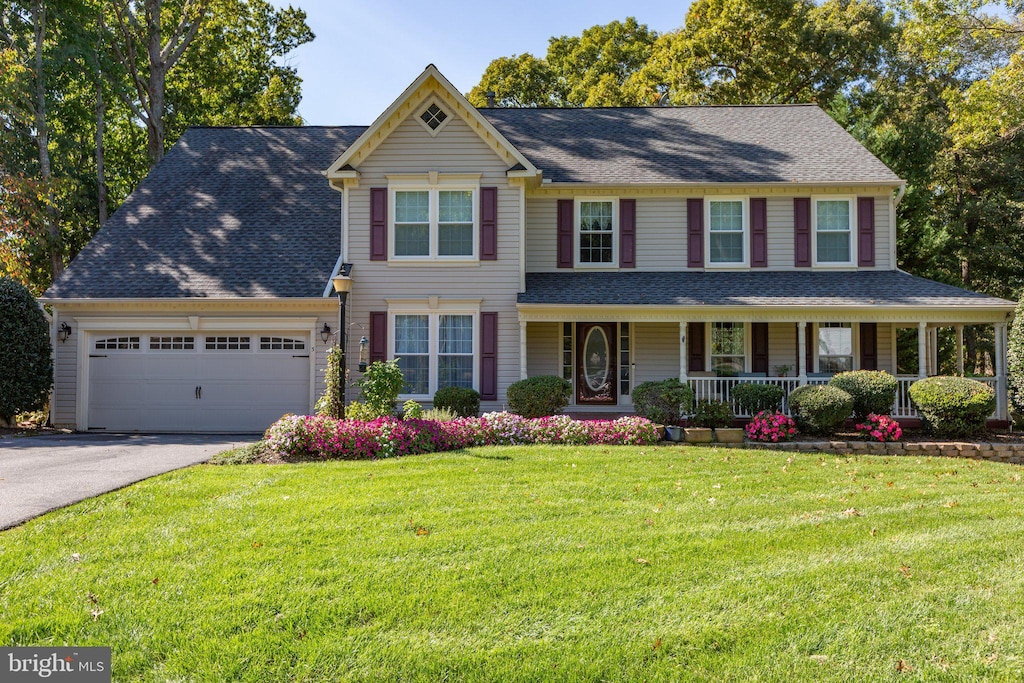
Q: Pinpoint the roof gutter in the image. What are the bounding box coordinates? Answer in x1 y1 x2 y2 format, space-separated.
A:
536 180 906 190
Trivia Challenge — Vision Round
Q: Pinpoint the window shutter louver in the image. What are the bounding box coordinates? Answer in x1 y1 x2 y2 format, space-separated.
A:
557 199 574 268
751 198 768 267
752 323 769 374
857 197 875 267
370 188 387 261
480 187 497 260
619 199 636 268
860 323 878 370
480 312 498 400
794 197 811 267
370 312 387 363
687 198 704 268
688 322 705 373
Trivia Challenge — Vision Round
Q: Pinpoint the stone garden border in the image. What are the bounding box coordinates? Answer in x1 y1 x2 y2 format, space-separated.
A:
741 440 1024 464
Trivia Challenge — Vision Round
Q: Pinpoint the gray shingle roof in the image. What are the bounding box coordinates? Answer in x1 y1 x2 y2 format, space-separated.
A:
44 126 366 299
482 105 901 185
519 271 1014 308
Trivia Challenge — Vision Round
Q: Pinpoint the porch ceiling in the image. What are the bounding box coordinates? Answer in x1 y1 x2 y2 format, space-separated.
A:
520 271 1013 310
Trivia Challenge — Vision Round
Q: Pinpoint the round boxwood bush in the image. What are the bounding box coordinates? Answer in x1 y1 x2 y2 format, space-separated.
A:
787 384 853 436
632 378 694 425
507 375 571 418
0 277 53 424
908 376 995 438
828 370 898 420
693 399 734 428
433 386 480 417
731 382 784 415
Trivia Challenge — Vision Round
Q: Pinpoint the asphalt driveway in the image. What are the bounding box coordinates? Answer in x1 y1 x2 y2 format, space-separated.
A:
0 432 255 530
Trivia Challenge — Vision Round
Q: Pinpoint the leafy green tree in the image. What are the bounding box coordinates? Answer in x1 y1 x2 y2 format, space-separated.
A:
0 276 52 424
1008 295 1024 423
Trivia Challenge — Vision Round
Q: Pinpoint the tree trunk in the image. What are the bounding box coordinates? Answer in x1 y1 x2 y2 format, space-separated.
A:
33 0 62 279
146 0 165 167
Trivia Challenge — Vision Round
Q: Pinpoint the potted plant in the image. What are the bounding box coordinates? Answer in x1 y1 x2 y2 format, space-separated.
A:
632 379 694 441
773 364 792 378
692 399 742 443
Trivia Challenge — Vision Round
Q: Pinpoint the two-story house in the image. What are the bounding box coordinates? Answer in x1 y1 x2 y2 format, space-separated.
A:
42 66 1015 432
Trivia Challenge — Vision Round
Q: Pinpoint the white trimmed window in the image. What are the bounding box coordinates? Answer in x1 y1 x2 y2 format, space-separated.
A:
706 198 747 266
813 198 855 265
576 198 617 267
710 322 745 375
818 323 853 373
392 310 478 397
390 183 477 260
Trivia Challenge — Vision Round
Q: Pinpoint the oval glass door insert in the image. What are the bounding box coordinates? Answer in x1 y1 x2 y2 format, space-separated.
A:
583 326 611 391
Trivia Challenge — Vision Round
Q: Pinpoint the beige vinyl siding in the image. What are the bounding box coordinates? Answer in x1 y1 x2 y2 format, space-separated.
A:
633 323 680 383
53 310 77 426
876 322 893 371
347 110 521 409
526 322 560 378
765 198 796 270
767 322 799 376
635 198 687 270
872 196 891 270
525 198 557 272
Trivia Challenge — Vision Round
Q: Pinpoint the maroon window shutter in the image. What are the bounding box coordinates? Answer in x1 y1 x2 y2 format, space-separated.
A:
687 322 705 373
751 198 768 268
857 197 875 267
794 198 811 267
370 188 387 261
752 323 769 374
805 324 814 373
860 322 878 370
619 199 636 268
369 312 387 363
480 187 498 261
687 198 704 268
557 199 574 268
480 312 498 400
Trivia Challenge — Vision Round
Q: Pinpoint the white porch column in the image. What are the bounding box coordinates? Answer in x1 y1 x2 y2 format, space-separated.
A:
797 321 807 385
929 327 939 375
918 322 928 379
955 325 965 376
519 321 528 381
996 322 1008 421
679 322 688 381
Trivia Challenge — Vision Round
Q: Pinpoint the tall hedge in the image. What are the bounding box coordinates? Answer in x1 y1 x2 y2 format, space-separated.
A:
0 277 53 423
1008 296 1024 424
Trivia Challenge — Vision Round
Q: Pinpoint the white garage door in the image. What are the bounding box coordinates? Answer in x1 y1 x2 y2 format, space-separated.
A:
87 333 311 432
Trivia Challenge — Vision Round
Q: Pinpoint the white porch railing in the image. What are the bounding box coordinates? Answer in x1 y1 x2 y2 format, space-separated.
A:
690 375 1001 420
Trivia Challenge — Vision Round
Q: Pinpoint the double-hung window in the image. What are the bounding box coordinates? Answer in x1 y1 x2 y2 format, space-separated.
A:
707 198 747 266
818 323 853 373
576 198 617 266
392 311 477 397
813 198 854 265
710 322 745 375
391 183 477 260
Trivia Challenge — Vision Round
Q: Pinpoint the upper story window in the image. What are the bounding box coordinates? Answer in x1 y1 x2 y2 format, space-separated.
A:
818 322 853 373
813 198 855 265
576 197 618 267
391 185 477 260
707 198 747 266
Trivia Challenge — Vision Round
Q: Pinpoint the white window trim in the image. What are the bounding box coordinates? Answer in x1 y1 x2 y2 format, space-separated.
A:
812 322 859 373
812 196 857 268
414 95 453 137
389 304 481 400
705 196 749 269
705 321 751 374
574 196 619 269
389 178 479 262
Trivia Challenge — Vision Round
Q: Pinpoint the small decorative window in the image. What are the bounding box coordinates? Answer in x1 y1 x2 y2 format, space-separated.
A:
205 336 251 351
420 103 448 130
95 336 140 350
562 322 573 382
818 323 853 373
149 336 195 350
260 337 305 351
708 199 746 264
710 323 744 375
814 199 853 264
619 323 631 396
577 199 616 266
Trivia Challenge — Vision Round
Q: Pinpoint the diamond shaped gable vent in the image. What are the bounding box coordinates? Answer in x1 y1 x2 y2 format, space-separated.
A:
419 103 448 131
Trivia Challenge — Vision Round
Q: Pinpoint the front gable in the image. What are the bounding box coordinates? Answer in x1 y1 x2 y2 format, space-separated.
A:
325 65 539 182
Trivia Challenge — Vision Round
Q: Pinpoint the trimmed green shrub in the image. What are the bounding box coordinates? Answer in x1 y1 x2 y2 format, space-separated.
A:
908 376 995 438
507 375 571 418
828 370 898 419
1009 296 1024 425
433 386 481 417
731 383 784 415
788 384 853 435
693 399 734 428
632 378 694 425
0 277 53 424
358 359 405 418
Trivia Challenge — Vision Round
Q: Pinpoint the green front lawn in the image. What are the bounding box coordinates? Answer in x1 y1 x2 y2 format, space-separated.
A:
2 446 1024 681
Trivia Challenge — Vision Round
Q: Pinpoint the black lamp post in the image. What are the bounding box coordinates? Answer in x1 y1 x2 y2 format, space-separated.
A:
331 263 354 419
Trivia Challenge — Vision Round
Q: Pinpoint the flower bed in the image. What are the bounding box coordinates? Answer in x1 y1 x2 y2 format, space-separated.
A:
264 412 661 461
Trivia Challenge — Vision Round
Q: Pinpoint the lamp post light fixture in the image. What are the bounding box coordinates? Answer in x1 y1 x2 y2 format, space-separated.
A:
358 336 369 373
331 263 354 419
